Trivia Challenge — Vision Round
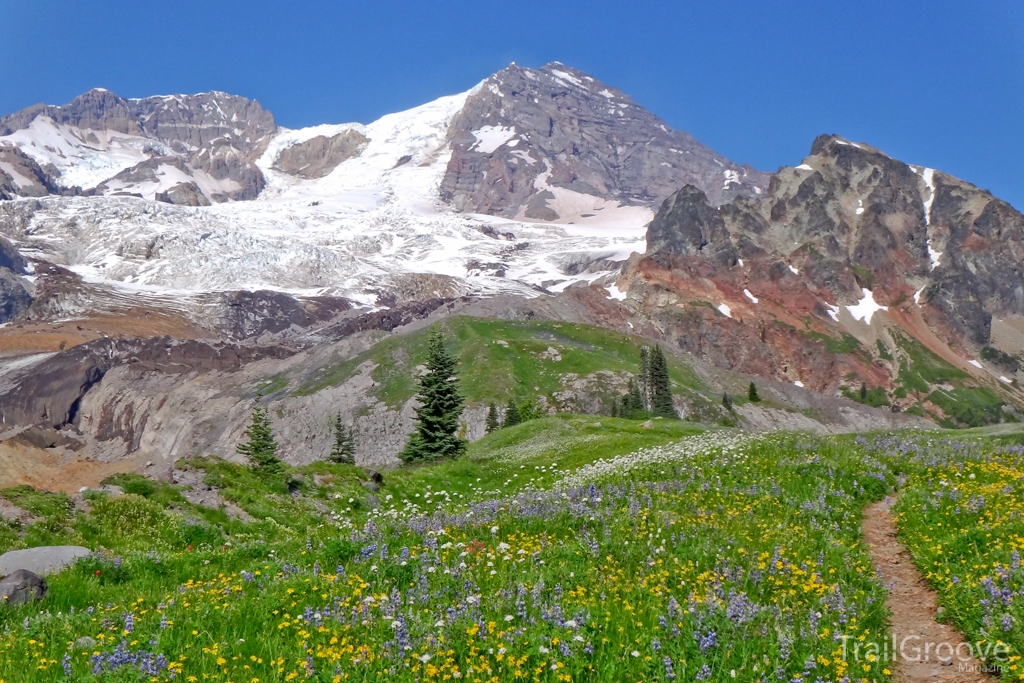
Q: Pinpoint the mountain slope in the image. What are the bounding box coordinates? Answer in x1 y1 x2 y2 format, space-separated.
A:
617 134 1024 426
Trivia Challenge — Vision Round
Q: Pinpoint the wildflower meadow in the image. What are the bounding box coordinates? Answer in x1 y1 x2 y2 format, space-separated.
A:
3 421 1024 681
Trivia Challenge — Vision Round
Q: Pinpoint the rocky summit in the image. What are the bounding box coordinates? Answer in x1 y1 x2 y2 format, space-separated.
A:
0 62 1021 486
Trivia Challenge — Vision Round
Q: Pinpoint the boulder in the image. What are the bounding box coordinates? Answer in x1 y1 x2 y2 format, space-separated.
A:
0 569 47 605
361 481 380 493
366 470 384 485
0 545 92 577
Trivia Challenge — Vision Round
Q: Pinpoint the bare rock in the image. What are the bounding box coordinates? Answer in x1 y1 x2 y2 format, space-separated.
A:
156 181 211 207
273 130 369 179
366 470 384 485
361 481 380 493
0 545 91 576
0 569 47 606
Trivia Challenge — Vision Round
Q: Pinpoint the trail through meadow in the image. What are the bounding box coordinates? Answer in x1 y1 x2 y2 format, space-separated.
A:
863 498 992 682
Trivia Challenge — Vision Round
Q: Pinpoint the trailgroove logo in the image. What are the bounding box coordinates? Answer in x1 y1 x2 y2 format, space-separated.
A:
841 634 1010 670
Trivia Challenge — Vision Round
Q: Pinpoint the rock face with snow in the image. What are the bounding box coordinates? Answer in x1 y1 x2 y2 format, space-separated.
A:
618 133 1024 412
0 89 276 201
439 62 768 222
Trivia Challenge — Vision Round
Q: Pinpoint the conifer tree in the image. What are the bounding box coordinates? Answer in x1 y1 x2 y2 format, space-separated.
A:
237 405 283 476
722 392 733 411
860 382 868 401
639 347 653 411
485 402 500 434
649 345 677 418
748 382 760 403
503 397 522 428
327 414 356 464
398 329 466 463
618 377 646 419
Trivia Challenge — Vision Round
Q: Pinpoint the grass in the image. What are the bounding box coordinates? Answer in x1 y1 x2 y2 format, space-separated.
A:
0 423 903 683
293 317 706 407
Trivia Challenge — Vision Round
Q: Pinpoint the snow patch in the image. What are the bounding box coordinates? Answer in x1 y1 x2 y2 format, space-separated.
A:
717 303 732 318
846 288 887 325
605 283 628 301
793 381 805 388
968 360 982 369
788 265 799 275
722 169 740 188
825 303 839 321
743 289 758 304
469 126 517 154
796 164 813 171
1000 376 1012 383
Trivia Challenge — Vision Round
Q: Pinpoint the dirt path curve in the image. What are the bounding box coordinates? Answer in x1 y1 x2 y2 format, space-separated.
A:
863 498 993 682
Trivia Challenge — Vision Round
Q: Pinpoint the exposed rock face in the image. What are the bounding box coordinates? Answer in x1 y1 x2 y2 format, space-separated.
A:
0 236 31 322
439 62 768 220
155 181 211 206
0 146 63 199
0 336 295 430
0 89 276 201
273 130 369 179
216 290 353 340
620 134 1024 413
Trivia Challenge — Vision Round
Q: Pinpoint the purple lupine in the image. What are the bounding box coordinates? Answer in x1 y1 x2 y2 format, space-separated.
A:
696 630 718 652
695 663 712 680
62 654 71 676
663 656 675 680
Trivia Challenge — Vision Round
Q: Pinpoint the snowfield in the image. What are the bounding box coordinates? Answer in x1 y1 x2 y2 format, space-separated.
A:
0 89 651 308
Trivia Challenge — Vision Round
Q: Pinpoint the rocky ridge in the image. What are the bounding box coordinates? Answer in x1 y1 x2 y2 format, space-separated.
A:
615 134 1024 422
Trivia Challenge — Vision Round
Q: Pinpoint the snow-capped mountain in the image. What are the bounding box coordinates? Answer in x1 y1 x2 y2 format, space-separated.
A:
0 62 766 321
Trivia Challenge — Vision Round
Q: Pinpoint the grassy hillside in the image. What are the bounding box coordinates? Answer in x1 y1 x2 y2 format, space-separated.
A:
294 317 707 409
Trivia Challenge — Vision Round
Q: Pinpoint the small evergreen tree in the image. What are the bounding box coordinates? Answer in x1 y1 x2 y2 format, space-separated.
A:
327 414 356 464
237 405 283 476
748 382 760 403
860 382 868 401
649 345 677 418
722 392 733 411
485 402 500 434
503 397 522 428
398 329 466 463
639 347 653 411
618 378 647 419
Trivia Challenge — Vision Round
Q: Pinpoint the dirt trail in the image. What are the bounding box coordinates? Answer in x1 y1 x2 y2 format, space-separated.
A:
863 498 995 682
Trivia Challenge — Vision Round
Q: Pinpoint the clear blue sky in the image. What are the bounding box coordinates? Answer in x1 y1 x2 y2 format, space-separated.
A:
2 1 1022 208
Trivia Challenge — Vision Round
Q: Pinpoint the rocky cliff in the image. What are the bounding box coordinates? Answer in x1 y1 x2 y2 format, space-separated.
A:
617 134 1024 425
0 89 276 202
439 62 768 221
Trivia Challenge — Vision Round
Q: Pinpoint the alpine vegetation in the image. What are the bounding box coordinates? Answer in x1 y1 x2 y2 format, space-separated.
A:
236 404 283 476
399 329 466 463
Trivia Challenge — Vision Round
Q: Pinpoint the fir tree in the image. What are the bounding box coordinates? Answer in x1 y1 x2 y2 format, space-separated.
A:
485 402 500 434
649 345 677 418
619 378 647 419
722 392 733 411
639 347 652 411
237 405 283 476
398 329 466 463
503 397 522 428
860 382 868 401
748 382 760 403
327 414 356 464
